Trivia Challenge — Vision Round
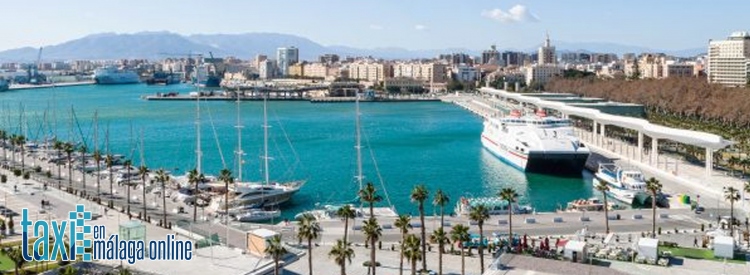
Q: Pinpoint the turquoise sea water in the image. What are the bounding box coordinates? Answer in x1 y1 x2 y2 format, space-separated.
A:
0 84 594 218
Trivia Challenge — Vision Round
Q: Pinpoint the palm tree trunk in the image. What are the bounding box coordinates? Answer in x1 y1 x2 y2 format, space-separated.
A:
438 240 443 275
67 154 72 189
96 162 101 198
603 194 609 233
308 238 313 275
343 218 349 245
163 180 167 226
109 165 114 202
274 258 279 275
419 203 426 272
399 234 405 275
193 181 198 222
411 261 416 275
460 246 465 275
224 181 229 224
371 236 376 275
440 206 444 228
730 200 734 237
142 177 147 219
652 192 657 238
478 224 485 274
508 204 513 243
341 261 346 275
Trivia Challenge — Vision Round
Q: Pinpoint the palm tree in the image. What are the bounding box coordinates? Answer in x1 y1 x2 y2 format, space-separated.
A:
265 235 287 275
645 177 662 238
6 247 26 275
123 160 133 214
745 181 750 202
410 184 429 272
52 140 63 181
362 217 382 275
187 168 205 222
0 130 6 161
105 154 115 201
469 204 490 274
595 181 611 233
14 135 25 173
92 150 103 198
8 134 16 165
402 234 422 275
499 188 519 240
63 142 74 189
118 268 133 275
138 165 150 219
155 169 170 226
60 265 78 275
297 213 321 275
430 227 449 275
218 168 233 224
394 215 412 275
433 189 449 228
450 224 470 275
78 145 87 194
359 182 382 218
329 239 354 275
724 186 741 237
336 204 357 245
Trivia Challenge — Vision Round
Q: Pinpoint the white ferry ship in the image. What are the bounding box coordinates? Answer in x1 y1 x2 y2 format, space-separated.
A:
593 163 647 205
481 109 590 175
93 66 140 84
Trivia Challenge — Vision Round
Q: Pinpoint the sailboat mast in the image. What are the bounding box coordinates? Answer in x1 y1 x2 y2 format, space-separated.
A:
355 94 363 190
93 111 98 155
196 91 202 174
236 90 243 182
263 92 270 185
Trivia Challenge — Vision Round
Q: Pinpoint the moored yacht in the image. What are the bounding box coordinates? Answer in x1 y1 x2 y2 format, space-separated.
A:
594 163 647 205
481 109 590 175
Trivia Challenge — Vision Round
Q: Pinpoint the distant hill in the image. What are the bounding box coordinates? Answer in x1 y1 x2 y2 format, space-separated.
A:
0 31 705 62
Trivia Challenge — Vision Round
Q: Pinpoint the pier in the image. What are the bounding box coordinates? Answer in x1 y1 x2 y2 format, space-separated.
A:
442 89 749 217
7 80 95 91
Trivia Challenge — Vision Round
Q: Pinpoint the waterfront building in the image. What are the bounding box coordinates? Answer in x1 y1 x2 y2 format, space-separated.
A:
302 62 333 79
288 62 305 77
664 61 696 78
384 77 424 93
707 31 750 87
392 62 448 83
347 61 392 82
524 64 563 86
259 59 276 79
538 33 556 65
277 46 299 77
253 55 267 69
453 65 479 82
502 51 525 67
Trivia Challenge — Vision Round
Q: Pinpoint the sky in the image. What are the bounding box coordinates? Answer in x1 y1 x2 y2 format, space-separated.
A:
2 0 748 51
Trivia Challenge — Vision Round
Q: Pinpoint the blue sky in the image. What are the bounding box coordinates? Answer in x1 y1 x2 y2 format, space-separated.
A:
3 0 747 51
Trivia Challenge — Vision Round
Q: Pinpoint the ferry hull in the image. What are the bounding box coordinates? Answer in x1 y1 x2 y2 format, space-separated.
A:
482 135 588 175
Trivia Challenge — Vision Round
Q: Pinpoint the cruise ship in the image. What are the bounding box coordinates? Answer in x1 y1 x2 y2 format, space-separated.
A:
481 109 590 175
93 66 140 84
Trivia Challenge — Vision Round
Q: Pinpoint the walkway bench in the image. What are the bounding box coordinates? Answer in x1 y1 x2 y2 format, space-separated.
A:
553 217 564 223
580 216 590 222
525 218 536 224
632 214 643 220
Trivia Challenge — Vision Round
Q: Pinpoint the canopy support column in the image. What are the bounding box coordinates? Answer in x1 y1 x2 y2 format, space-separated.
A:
637 131 643 163
651 137 658 166
705 148 713 177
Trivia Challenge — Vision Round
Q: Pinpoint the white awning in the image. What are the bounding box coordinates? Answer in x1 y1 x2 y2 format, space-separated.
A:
481 88 734 150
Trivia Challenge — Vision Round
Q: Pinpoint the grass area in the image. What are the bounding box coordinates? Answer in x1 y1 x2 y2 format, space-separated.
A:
659 246 747 264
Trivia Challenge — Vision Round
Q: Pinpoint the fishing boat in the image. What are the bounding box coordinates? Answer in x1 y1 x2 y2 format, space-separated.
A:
481 108 590 175
593 163 646 205
565 198 605 212
455 196 533 216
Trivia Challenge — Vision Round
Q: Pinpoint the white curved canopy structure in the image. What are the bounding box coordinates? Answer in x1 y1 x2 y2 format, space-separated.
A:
481 88 733 150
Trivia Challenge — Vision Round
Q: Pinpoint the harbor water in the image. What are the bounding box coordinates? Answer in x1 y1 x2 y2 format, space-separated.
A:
0 84 594 219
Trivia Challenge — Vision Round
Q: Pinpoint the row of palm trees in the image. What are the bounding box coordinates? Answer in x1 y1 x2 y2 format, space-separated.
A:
259 182 523 275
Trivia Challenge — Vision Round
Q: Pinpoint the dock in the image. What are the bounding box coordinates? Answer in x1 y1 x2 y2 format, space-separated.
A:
8 81 95 91
144 94 442 103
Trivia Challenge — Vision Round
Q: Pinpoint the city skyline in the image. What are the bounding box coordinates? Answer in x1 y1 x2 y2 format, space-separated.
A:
3 0 748 52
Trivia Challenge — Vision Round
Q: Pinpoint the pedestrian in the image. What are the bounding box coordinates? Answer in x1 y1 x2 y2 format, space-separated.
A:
693 237 698 247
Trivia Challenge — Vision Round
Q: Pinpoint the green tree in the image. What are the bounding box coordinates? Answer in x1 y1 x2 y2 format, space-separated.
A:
433 189 450 229
410 184 429 272
450 224 471 275
359 182 382 218
362 217 382 275
265 235 287 275
725 186 741 237
336 205 357 245
595 181 611 233
430 227 449 275
138 165 150 219
7 247 26 275
59 265 77 275
218 168 234 224
646 177 662 237
297 213 322 275
402 234 422 275
394 215 412 275
469 204 490 274
187 168 205 222
155 169 170 226
329 239 355 275
499 188 519 243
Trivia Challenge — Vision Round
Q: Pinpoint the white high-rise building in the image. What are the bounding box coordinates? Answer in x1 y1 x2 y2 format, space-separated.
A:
707 31 750 87
538 32 556 65
277 47 299 77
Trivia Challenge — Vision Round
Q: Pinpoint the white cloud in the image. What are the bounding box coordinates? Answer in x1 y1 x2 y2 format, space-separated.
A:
481 4 540 23
414 24 427 31
369 24 383 30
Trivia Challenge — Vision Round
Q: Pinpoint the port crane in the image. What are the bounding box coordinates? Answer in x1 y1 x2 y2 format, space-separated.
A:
27 47 46 84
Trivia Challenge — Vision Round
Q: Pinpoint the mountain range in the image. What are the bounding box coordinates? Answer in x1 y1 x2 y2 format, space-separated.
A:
0 31 706 62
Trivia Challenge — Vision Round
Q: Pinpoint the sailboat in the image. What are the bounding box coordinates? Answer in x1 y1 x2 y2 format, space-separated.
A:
225 90 304 216
294 93 396 220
